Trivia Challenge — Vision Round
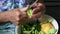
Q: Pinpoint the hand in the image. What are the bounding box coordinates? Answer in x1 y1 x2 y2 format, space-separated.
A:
30 3 45 19
8 5 29 25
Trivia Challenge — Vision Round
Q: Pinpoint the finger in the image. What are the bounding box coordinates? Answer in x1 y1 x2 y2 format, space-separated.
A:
12 20 20 26
30 12 42 19
32 7 40 14
37 3 43 7
32 3 44 14
15 22 20 26
32 3 41 14
37 3 45 11
11 17 20 26
20 5 29 12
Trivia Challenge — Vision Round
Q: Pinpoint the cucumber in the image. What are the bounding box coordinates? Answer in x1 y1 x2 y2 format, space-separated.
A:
27 9 32 16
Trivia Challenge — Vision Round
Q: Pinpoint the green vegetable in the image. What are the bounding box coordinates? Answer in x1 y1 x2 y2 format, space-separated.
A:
35 30 39 34
32 31 35 34
47 27 56 34
23 31 31 34
27 9 32 16
20 20 41 34
39 31 44 34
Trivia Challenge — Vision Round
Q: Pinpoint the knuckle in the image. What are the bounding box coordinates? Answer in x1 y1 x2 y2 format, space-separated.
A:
16 11 20 16
39 3 43 6
23 12 26 14
16 21 20 25
16 17 20 21
37 3 43 7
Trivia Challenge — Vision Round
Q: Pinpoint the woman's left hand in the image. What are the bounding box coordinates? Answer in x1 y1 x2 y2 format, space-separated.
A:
30 3 45 19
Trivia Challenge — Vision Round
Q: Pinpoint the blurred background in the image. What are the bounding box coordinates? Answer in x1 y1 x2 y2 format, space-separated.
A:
43 0 60 34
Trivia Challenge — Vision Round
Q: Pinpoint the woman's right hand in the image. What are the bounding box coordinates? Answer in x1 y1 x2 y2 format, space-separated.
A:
8 5 29 25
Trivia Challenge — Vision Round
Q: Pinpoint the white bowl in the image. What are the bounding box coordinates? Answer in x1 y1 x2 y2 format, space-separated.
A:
38 15 59 34
15 15 59 34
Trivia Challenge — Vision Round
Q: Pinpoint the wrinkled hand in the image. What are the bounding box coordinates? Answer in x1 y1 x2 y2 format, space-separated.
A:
30 3 45 19
9 5 29 25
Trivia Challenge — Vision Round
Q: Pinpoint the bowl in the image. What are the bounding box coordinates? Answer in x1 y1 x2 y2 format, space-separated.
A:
38 15 59 34
15 14 59 34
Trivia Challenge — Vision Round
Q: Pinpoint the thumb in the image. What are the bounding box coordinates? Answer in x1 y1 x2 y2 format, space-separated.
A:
20 5 29 12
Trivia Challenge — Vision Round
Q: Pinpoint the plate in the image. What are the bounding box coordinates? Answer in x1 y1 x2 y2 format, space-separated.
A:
15 15 59 34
